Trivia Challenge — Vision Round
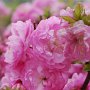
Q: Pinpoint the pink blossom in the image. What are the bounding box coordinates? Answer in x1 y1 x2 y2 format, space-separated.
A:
0 74 11 88
51 2 66 16
30 16 69 65
33 0 56 10
28 6 43 23
64 21 90 62
12 2 43 23
4 19 34 64
24 61 69 90
0 59 6 80
0 43 6 80
0 1 11 16
22 16 71 90
63 73 89 90
12 3 31 22
2 2 90 89
60 7 74 18
83 2 90 15
0 73 26 89
12 83 26 90
68 64 83 77
1 20 34 89
33 0 66 16
12 0 66 23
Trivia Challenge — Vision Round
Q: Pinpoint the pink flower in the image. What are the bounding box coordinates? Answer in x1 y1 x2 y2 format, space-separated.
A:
60 7 74 18
51 2 66 16
1 1 90 90
63 73 88 90
12 3 31 22
83 2 90 15
0 74 11 88
12 82 26 90
28 6 43 23
0 59 6 80
0 74 26 90
24 62 69 90
1 19 34 89
64 21 90 62
33 0 66 16
68 64 83 77
30 16 69 65
5 19 34 65
0 1 11 16
12 0 66 23
0 43 6 81
33 0 56 10
12 2 43 23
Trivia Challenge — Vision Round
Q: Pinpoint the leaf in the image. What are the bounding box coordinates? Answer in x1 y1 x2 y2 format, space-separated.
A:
62 16 76 23
82 15 90 26
84 62 90 72
74 3 84 20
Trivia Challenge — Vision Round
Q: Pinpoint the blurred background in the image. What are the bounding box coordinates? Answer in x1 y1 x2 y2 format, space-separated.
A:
2 0 89 10
0 0 89 37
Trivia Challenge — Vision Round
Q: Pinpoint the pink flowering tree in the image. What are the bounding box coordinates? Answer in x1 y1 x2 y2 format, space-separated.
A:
1 0 90 90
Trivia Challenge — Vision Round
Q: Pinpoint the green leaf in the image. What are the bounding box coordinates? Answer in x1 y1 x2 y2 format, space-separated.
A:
74 3 84 20
84 62 90 72
82 15 90 26
62 16 76 24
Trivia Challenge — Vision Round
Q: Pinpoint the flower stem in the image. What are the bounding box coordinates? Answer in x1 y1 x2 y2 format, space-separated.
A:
81 71 90 90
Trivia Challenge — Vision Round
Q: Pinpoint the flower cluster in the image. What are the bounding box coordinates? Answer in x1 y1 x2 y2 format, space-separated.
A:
0 0 90 90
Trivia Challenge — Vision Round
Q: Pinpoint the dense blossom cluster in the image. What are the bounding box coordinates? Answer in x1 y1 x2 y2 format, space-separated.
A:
0 0 90 90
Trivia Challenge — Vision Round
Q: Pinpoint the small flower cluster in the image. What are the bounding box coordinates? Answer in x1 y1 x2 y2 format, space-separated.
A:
0 0 90 90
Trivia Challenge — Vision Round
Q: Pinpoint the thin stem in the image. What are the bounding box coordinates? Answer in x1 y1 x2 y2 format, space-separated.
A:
81 71 90 90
